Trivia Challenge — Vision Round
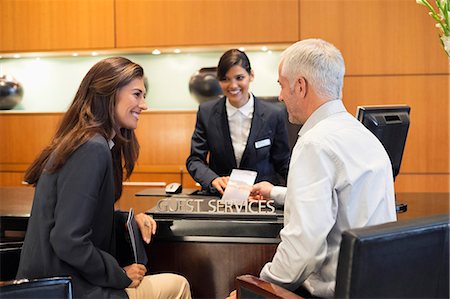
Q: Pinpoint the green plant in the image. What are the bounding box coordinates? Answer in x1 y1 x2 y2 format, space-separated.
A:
417 0 450 57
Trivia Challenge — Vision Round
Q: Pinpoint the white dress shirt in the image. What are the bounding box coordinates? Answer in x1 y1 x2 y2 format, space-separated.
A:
108 139 115 150
260 100 397 298
226 94 254 167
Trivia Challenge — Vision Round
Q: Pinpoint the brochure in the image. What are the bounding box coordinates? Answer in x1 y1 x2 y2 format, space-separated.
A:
221 169 257 204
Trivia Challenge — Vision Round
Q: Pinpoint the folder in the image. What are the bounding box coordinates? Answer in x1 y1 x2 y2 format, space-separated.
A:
115 209 148 266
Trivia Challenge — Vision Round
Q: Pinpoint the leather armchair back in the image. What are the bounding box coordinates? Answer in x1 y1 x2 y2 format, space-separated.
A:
0 277 72 299
236 214 449 298
0 241 23 281
335 214 449 298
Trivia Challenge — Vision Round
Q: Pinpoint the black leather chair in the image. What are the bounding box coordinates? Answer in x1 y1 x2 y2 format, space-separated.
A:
0 241 23 281
0 276 72 299
236 214 449 298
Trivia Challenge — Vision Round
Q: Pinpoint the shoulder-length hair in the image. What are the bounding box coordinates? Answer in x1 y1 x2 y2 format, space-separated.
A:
25 57 144 200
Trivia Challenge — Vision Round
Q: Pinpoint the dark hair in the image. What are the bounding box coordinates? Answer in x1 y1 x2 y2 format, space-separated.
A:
25 57 144 200
217 49 252 81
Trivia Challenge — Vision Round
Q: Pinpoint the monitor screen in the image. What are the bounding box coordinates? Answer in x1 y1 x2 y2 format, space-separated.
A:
356 105 410 179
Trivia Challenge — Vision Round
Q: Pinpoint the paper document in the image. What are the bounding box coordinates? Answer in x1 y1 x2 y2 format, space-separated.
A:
221 169 257 204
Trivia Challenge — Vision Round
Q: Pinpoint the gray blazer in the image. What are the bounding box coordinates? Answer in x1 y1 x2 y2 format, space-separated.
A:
17 135 130 298
186 96 290 193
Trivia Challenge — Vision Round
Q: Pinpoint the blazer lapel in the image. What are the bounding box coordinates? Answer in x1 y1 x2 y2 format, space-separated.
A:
213 98 237 168
241 98 265 166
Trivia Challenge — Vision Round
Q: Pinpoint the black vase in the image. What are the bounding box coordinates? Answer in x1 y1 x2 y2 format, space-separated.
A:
188 67 223 104
0 75 24 110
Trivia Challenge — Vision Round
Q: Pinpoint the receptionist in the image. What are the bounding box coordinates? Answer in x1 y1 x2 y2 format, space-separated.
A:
186 49 290 195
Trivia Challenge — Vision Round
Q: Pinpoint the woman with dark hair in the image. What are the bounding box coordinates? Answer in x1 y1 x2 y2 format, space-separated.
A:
17 57 191 299
186 49 290 194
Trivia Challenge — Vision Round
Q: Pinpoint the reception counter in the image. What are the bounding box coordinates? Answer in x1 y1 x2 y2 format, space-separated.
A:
1 187 449 297
146 195 283 298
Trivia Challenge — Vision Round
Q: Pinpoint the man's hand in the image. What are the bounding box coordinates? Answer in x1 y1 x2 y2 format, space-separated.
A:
135 213 156 244
249 181 274 200
124 263 147 288
211 176 229 194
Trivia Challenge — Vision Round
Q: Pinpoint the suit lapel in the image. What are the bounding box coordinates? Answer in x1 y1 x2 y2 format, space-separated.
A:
241 98 265 166
213 98 237 168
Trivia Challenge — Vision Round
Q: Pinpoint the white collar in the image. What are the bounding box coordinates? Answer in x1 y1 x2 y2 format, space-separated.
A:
108 139 115 149
226 93 254 118
299 100 347 137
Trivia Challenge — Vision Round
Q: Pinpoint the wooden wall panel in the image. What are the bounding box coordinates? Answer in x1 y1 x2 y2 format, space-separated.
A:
0 106 447 192
297 0 449 192
0 172 27 187
0 0 115 53
395 174 449 193
299 0 449 75
134 111 196 165
0 113 62 163
343 75 449 174
115 0 299 48
0 112 198 188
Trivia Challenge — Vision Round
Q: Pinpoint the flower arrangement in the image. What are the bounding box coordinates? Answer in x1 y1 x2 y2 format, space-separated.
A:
416 0 450 57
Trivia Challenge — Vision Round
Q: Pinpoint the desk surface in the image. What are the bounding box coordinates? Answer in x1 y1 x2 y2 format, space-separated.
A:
0 186 163 216
0 187 35 217
1 186 449 220
2 186 448 240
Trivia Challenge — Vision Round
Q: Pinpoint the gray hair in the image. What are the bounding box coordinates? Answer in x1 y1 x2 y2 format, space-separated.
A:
280 39 345 101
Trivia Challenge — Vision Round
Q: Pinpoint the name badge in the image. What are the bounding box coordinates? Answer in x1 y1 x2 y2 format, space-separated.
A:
255 138 271 149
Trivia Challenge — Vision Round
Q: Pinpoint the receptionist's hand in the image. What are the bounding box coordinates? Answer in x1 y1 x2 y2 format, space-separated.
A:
250 181 274 200
135 213 157 244
211 176 229 195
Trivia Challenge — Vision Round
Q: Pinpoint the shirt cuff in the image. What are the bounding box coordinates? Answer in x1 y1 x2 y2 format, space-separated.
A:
270 186 287 206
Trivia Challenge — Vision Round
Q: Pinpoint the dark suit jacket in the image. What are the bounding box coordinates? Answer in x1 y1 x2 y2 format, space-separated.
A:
17 135 130 298
186 96 290 193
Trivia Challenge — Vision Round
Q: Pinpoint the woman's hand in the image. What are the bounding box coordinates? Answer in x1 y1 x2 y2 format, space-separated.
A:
211 176 230 194
124 263 147 288
226 290 237 299
135 213 156 244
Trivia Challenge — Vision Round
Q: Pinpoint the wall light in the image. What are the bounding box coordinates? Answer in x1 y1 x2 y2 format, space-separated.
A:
152 49 161 55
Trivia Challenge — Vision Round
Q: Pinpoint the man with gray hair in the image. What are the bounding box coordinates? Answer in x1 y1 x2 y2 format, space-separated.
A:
249 39 397 297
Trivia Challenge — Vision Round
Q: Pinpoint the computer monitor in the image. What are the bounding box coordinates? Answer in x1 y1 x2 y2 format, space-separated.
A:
356 105 410 180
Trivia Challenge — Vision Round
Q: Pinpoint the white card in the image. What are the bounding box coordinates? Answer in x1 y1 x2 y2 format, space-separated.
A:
221 169 257 205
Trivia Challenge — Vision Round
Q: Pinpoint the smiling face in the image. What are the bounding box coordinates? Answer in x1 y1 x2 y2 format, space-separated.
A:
219 65 254 108
115 77 147 129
